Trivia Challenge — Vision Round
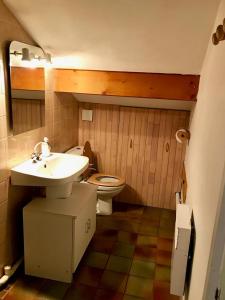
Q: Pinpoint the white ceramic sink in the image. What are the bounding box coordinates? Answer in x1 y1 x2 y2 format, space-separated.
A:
11 153 89 198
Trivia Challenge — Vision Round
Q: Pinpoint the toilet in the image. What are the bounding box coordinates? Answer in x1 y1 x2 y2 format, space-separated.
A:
66 141 125 215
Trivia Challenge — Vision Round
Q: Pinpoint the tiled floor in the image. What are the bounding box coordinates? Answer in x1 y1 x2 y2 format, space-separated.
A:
0 203 179 300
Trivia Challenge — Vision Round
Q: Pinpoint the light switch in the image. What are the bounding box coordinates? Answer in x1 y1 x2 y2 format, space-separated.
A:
82 109 93 121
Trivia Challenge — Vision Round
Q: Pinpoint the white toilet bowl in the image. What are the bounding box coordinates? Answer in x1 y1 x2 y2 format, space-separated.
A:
66 145 125 215
87 173 125 215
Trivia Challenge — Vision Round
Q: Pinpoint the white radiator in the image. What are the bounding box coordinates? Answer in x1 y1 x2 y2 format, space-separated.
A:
170 198 192 296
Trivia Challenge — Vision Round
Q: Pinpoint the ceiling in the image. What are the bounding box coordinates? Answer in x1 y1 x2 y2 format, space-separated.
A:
4 0 220 74
74 94 194 111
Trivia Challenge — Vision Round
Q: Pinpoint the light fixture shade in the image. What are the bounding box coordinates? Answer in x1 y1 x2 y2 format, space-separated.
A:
21 48 30 61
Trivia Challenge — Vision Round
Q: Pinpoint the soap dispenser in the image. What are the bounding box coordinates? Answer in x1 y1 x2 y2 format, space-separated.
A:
41 137 51 157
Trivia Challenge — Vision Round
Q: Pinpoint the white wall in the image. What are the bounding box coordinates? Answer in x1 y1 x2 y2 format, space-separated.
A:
185 0 225 299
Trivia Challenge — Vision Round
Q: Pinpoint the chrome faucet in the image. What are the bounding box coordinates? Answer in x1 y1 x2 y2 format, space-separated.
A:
31 142 42 162
32 137 51 163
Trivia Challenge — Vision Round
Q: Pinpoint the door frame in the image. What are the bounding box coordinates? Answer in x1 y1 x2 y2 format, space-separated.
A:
203 162 225 299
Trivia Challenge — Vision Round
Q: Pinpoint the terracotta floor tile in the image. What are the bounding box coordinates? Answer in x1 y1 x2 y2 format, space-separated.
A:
99 270 128 292
126 275 153 299
3 276 46 300
142 207 161 221
118 220 140 233
123 295 143 300
136 235 157 247
159 217 175 229
112 242 135 258
156 250 172 267
158 227 174 239
160 210 176 222
140 218 160 227
155 265 171 282
138 224 158 236
36 280 69 299
134 245 157 262
113 202 144 216
94 288 124 300
84 251 109 269
153 280 179 300
157 238 173 252
96 217 119 231
106 255 132 273
130 259 155 278
74 266 103 287
63 283 96 300
4 203 175 300
94 229 118 241
90 237 115 254
117 231 137 245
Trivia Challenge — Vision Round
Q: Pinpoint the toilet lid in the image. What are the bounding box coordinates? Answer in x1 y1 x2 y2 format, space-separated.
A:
87 173 125 187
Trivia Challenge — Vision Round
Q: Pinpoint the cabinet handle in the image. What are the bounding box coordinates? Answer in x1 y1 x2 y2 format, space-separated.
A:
87 218 91 230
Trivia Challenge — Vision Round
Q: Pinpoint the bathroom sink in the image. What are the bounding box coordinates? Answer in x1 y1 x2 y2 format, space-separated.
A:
11 153 89 187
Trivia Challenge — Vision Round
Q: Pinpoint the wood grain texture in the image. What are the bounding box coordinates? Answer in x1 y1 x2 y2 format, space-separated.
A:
78 102 189 210
12 98 44 135
53 69 199 101
11 67 45 91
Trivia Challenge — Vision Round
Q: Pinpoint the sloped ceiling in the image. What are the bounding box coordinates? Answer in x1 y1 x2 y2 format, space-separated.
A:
4 0 220 74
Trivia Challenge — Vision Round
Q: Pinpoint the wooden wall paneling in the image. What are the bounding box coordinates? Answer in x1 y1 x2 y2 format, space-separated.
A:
78 102 189 209
99 104 107 173
119 107 131 180
128 109 140 204
136 109 149 205
152 110 167 207
116 107 125 177
178 113 190 205
120 107 136 202
142 109 155 205
103 106 112 174
109 105 120 175
169 111 189 209
147 110 160 206
158 111 174 208
164 111 181 209
94 104 102 171
12 99 43 135
84 103 91 145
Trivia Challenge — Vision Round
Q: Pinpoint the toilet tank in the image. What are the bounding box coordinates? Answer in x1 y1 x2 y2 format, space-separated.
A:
66 146 84 156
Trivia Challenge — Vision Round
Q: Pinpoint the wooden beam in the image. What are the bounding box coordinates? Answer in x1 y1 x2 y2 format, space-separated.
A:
11 67 45 91
53 69 199 101
10 67 200 101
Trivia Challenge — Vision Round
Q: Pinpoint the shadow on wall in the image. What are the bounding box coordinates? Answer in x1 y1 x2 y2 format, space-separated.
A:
115 185 138 204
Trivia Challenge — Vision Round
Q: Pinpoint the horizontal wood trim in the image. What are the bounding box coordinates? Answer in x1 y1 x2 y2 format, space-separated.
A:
53 69 199 101
11 67 45 91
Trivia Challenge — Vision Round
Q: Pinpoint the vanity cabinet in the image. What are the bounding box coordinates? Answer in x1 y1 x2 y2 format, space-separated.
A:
23 183 97 283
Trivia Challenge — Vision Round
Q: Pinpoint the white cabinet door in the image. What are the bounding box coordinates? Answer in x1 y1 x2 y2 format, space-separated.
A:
72 198 96 270
23 210 73 283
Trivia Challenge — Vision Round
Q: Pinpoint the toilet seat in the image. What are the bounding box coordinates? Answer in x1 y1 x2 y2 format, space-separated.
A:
87 173 125 187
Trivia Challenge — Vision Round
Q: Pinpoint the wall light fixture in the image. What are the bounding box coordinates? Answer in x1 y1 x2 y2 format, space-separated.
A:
10 47 52 67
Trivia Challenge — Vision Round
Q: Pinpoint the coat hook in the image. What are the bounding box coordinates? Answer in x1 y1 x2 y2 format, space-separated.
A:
216 25 225 41
212 33 219 45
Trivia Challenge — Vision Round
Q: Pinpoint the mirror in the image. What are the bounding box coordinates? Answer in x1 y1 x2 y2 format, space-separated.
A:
9 41 45 135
